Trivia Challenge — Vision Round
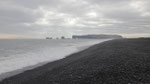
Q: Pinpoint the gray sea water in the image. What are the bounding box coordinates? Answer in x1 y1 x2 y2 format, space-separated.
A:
0 39 109 80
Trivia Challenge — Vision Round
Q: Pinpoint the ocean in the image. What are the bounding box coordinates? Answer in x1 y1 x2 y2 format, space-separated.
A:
0 39 109 80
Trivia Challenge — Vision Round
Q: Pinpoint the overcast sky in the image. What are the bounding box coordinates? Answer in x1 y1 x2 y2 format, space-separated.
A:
0 0 150 38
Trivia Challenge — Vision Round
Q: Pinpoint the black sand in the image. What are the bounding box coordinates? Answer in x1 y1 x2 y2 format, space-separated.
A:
1 38 150 84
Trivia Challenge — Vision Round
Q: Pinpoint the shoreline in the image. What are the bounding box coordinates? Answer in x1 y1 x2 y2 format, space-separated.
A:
0 39 109 81
1 38 150 84
0 61 48 81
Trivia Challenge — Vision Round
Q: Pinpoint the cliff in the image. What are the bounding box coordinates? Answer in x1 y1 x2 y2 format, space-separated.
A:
72 34 123 39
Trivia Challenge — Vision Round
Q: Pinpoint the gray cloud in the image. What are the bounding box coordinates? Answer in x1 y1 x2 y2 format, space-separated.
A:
0 0 150 38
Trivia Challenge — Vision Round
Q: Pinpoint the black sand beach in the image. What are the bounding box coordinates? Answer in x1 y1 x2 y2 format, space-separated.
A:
1 38 150 84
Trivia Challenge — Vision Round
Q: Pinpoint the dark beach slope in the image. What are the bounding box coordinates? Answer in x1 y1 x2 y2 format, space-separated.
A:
1 38 150 84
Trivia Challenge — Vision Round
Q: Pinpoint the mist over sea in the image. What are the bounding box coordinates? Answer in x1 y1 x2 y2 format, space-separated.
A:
0 39 109 79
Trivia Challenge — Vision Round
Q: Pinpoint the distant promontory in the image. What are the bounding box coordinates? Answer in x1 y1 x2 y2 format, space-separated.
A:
72 34 123 39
